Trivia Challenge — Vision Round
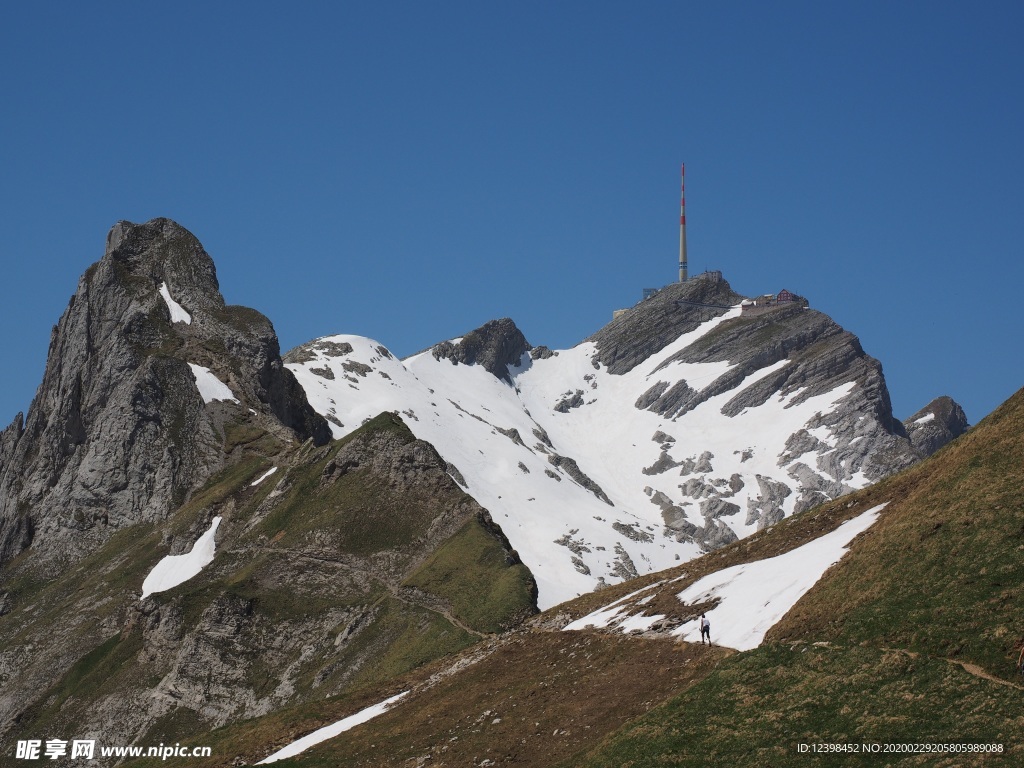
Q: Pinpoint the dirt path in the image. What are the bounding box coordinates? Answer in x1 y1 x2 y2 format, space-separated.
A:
883 646 1024 691
259 546 491 639
945 657 1024 691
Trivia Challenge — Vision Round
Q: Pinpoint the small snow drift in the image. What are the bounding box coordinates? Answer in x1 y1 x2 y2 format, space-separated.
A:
188 363 239 404
250 466 278 486
159 281 192 324
141 516 222 599
256 691 409 764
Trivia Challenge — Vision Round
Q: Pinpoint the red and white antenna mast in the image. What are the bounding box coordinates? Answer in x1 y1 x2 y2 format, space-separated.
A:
679 163 688 283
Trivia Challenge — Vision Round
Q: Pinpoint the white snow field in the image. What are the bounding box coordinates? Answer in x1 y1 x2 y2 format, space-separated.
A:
158 281 192 324
188 363 239 404
287 307 877 610
140 516 222 599
565 503 886 650
256 691 409 764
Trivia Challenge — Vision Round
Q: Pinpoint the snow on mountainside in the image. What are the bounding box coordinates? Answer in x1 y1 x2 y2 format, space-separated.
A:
285 275 933 610
564 502 887 650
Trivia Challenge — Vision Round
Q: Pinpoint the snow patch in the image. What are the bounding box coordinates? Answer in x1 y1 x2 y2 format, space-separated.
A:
141 517 222 599
256 691 409 764
913 412 936 425
670 503 886 650
159 282 192 324
251 467 278 486
188 364 239 404
564 504 886 651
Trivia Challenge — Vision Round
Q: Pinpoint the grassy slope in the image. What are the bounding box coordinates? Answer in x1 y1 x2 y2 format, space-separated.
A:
94 383 1024 767
770 385 1024 668
403 517 537 634
160 387 1024 767
125 632 732 768
577 386 1024 765
578 644 1023 767
1 413 537 761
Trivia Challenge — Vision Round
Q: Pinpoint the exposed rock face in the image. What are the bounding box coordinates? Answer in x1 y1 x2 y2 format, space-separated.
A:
0 218 329 569
548 454 614 506
431 318 531 383
904 396 969 456
679 306 888 419
629 288 934 486
588 274 744 374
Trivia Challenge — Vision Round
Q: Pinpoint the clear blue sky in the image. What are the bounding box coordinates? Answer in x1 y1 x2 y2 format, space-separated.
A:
2 2 1022 427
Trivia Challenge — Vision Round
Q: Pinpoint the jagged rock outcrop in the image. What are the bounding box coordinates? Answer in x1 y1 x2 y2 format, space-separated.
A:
588 273 744 374
903 396 969 456
0 218 329 570
431 318 531 382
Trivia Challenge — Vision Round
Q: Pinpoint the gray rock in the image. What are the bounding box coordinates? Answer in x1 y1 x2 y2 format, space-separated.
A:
612 522 655 543
610 544 639 580
903 396 969 456
636 380 700 418
430 318 530 383
642 452 682 476
283 339 354 364
548 454 613 505
554 390 585 413
588 275 744 374
694 451 715 474
744 475 792 527
0 219 330 569
700 498 740 520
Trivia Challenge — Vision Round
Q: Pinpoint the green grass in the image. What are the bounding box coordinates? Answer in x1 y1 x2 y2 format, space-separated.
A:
346 597 478 689
575 643 1024 767
403 517 536 634
9 631 146 740
223 415 284 455
767 386 1024 677
256 413 448 556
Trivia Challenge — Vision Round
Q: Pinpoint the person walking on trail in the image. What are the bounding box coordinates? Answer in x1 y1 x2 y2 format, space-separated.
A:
699 614 711 645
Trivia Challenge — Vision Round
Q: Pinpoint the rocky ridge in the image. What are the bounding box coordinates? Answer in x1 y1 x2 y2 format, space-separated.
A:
903 395 969 456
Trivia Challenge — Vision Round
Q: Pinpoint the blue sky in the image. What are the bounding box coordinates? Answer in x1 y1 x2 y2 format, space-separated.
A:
1 2 1022 426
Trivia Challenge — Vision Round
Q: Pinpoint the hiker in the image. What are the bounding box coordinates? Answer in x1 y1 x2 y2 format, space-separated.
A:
699 614 711 645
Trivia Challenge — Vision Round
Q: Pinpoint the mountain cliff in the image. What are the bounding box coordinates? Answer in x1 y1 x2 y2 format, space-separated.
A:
112 387 1023 768
0 219 330 571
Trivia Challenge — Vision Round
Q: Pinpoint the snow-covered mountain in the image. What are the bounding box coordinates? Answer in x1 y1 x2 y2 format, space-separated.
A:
0 220 979 761
285 275 954 609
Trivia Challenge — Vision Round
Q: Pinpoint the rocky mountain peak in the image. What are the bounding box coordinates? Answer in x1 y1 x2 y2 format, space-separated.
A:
903 395 970 455
588 273 745 374
0 219 329 570
430 317 531 382
103 218 223 316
